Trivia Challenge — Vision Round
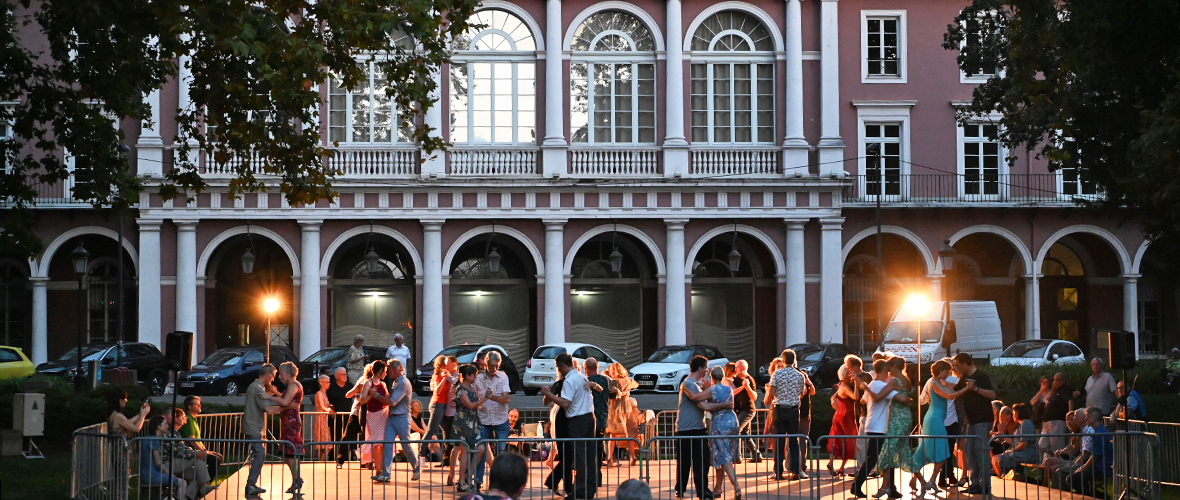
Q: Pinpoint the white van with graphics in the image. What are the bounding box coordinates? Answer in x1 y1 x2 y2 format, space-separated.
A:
879 300 1004 365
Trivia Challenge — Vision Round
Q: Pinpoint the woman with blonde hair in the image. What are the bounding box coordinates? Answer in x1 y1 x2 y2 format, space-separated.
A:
346 335 370 383
264 361 305 493
762 358 786 450
312 373 333 461
604 362 640 466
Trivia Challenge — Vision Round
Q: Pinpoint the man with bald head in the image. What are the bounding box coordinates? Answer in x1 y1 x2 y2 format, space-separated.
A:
732 360 762 463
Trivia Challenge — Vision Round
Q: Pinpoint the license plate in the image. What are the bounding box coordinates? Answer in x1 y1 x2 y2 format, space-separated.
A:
180 382 195 388
638 380 654 387
535 377 552 382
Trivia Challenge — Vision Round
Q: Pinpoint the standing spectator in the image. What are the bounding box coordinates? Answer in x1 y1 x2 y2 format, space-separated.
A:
162 408 215 498
460 452 530 500
326 367 356 468
375 358 420 482
850 359 900 499
1078 358 1118 415
311 374 333 461
616 478 653 500
605 362 639 466
1038 373 1072 458
453 364 488 493
992 403 1038 477
241 364 282 497
541 353 596 500
474 351 513 491
701 366 742 500
444 357 462 479
1111 381 1147 421
585 358 611 486
764 349 807 481
107 388 150 439
951 353 997 495
730 360 762 463
178 396 223 479
386 334 411 370
347 335 370 384
674 355 715 499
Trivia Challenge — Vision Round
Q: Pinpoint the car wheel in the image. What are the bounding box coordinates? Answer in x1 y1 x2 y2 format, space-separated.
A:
524 388 539 396
224 381 240 397
148 370 167 396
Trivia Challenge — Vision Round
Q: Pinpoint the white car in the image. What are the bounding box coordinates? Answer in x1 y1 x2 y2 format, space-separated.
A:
630 345 729 393
522 343 616 395
990 339 1086 367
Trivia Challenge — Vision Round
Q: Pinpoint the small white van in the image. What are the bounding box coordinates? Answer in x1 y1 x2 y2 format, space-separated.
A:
878 300 1004 365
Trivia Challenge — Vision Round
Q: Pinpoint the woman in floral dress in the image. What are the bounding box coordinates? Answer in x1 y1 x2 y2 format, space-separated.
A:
701 367 742 500
875 356 915 497
453 364 487 492
267 361 305 494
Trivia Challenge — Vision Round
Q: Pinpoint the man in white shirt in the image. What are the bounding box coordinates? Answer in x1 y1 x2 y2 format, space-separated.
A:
385 334 411 369
851 359 902 498
541 353 595 500
473 350 512 491
1078 358 1118 415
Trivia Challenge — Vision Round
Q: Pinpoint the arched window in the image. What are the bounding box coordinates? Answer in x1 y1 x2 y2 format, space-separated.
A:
689 11 775 144
450 10 537 145
87 258 127 343
569 11 657 144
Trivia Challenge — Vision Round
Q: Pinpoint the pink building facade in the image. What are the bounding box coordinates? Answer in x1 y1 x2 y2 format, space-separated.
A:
10 0 1176 374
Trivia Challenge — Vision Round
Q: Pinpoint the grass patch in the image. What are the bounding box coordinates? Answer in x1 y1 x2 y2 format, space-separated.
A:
0 454 71 500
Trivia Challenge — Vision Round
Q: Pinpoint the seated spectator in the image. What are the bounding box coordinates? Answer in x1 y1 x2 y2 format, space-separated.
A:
990 406 1018 455
1111 381 1147 421
178 396 222 480
1045 410 1084 475
992 403 1038 476
1062 407 1113 493
616 478 653 500
460 452 528 500
163 408 214 498
141 415 194 500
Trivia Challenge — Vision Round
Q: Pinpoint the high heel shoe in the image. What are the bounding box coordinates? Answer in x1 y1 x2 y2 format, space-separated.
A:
873 488 890 499
828 463 838 477
734 490 742 500
285 478 303 494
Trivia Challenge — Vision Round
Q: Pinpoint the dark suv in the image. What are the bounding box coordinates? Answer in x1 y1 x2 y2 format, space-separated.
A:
37 342 172 395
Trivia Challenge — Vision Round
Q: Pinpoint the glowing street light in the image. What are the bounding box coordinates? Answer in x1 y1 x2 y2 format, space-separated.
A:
263 298 280 314
263 298 279 362
904 293 930 435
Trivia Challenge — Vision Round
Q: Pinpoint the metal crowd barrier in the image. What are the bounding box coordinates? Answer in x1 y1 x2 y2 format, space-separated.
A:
72 426 129 500
646 433 814 500
811 434 989 500
1106 417 1178 486
126 435 294 500
986 431 1161 500
463 436 645 500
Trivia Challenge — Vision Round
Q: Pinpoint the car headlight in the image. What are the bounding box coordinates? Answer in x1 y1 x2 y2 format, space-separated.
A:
208 373 220 380
802 365 816 374
416 370 422 376
65 369 77 377
660 371 680 379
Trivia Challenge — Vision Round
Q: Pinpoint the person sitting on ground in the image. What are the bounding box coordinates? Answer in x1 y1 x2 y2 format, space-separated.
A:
162 408 215 498
459 452 529 500
616 478 653 500
992 403 1038 477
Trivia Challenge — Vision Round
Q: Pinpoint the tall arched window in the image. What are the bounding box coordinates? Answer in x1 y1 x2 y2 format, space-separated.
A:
450 10 537 145
689 11 775 144
570 11 657 144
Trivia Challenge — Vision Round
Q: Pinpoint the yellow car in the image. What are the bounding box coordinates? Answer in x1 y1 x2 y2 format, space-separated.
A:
0 346 35 380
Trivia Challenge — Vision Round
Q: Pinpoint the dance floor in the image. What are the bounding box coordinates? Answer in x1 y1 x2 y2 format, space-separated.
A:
200 459 1098 500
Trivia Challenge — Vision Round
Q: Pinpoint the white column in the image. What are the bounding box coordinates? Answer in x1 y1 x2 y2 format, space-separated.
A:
422 68 446 178
422 220 445 360
785 220 807 345
543 220 567 344
1123 275 1139 357
663 0 689 176
783 0 809 171
541 0 568 178
299 221 323 359
819 218 844 343
928 276 942 303
137 88 164 177
665 219 688 345
817 0 845 175
1024 274 1040 340
138 220 163 349
31 277 47 365
175 220 198 363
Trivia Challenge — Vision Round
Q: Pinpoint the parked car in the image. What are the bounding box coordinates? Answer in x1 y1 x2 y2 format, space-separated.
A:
522 343 617 396
630 345 729 393
37 342 172 395
0 346 35 380
415 344 523 396
177 345 299 396
296 345 388 388
756 343 857 388
990 339 1085 368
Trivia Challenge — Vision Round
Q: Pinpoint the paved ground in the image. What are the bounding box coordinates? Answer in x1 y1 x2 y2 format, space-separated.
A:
154 392 685 410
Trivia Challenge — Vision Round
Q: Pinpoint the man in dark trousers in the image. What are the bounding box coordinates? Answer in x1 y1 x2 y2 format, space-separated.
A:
764 349 807 480
541 353 596 500
585 358 611 487
952 353 996 495
325 367 354 465
675 355 714 499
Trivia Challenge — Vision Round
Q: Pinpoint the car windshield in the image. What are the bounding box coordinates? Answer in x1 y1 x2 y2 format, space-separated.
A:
197 351 247 367
1001 341 1051 358
304 349 347 364
436 345 482 364
797 348 824 363
532 346 567 359
56 346 107 363
883 321 944 344
646 348 694 364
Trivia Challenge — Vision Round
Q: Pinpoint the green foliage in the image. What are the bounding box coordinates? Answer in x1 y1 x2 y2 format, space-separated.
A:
945 0 1180 257
0 375 153 452
977 359 1171 403
0 0 481 258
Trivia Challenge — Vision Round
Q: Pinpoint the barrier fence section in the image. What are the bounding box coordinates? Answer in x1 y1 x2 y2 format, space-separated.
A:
986 432 1160 500
72 424 130 500
464 437 645 500
811 434 989 500
1107 418 1178 486
126 436 294 500
646 434 814 500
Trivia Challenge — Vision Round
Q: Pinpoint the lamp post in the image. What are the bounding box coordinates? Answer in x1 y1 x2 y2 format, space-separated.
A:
904 294 930 434
868 143 883 355
609 222 624 274
728 223 742 273
71 243 89 392
263 298 279 363
242 222 256 274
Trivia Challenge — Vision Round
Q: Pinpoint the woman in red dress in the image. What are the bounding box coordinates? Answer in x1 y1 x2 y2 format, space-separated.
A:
826 375 859 477
268 361 305 493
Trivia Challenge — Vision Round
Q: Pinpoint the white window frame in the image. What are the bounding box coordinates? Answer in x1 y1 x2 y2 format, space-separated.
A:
689 54 776 145
853 100 914 200
860 10 907 84
0 103 13 174
327 58 411 145
958 11 1002 84
449 9 539 147
568 14 659 145
956 120 1008 199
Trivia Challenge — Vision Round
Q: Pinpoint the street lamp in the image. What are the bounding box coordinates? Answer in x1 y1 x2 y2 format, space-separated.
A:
609 222 624 274
364 222 382 275
728 223 742 273
903 294 931 434
241 223 256 274
263 297 279 363
71 243 89 392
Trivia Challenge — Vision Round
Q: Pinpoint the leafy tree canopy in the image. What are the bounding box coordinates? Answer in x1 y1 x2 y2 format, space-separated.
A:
946 0 1180 264
0 0 480 257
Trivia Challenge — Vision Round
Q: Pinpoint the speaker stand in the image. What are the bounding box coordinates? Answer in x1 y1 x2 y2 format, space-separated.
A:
1116 368 1138 500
